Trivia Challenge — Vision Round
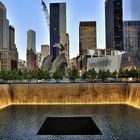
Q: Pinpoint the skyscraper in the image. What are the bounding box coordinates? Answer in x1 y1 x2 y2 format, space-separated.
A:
0 2 18 71
123 0 140 21
0 2 9 50
121 0 140 70
9 25 18 70
79 21 97 55
26 30 37 71
27 30 36 53
123 21 140 51
50 3 66 60
105 0 123 51
123 0 140 51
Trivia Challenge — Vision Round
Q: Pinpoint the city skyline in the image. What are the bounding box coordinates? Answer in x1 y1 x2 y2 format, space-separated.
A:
2 0 105 60
1 0 139 61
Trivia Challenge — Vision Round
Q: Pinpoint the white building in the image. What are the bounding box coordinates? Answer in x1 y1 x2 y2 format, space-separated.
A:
86 49 125 72
87 55 123 72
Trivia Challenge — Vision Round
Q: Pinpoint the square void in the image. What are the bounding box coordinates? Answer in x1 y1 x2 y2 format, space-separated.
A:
37 117 102 135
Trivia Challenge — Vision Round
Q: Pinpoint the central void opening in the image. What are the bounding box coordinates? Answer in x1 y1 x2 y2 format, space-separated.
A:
37 117 102 135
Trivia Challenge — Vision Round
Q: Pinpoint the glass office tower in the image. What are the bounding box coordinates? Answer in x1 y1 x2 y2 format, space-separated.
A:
123 0 140 51
123 21 140 51
105 0 123 51
50 3 66 60
121 0 140 69
123 0 140 21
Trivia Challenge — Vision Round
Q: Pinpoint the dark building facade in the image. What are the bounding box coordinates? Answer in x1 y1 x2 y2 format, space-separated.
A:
9 25 18 71
79 21 97 55
105 0 123 51
50 3 66 60
121 49 140 70
123 21 140 51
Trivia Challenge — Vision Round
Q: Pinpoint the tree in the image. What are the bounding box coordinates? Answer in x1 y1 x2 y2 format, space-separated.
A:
26 71 33 82
35 70 45 80
97 69 106 80
112 70 118 78
44 70 50 80
81 71 87 80
52 71 63 82
16 70 23 81
105 69 112 78
22 71 28 80
69 69 79 82
118 68 124 78
129 68 138 78
87 69 97 79
137 70 140 80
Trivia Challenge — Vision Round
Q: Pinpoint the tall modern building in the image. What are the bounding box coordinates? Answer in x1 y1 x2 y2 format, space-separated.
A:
123 0 140 21
105 0 123 51
0 2 18 71
0 2 9 50
50 3 66 60
121 0 140 70
9 25 18 70
27 30 36 53
123 21 140 51
26 30 36 71
79 21 97 55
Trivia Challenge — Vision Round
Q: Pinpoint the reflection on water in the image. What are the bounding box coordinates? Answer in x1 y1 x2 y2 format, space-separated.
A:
0 105 140 140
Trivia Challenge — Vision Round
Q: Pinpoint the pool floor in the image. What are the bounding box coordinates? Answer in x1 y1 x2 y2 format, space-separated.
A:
0 105 140 140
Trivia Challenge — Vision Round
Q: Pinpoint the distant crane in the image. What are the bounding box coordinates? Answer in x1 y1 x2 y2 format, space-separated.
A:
41 0 50 32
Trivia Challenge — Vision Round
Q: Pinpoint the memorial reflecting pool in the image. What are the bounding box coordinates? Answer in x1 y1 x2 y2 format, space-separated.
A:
0 105 140 140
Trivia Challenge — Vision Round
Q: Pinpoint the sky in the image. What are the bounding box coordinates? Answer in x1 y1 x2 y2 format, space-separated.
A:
2 0 106 60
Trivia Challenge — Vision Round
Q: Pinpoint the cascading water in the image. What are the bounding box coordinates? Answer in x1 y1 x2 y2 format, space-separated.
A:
0 84 11 109
0 83 140 109
127 83 140 109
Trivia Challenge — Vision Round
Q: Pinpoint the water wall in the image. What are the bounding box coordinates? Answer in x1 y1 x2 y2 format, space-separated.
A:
0 85 11 109
10 83 127 104
127 83 140 108
0 83 140 109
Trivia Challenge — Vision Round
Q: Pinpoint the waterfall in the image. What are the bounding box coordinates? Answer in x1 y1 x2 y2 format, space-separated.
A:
127 83 140 109
0 84 11 109
0 83 140 109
